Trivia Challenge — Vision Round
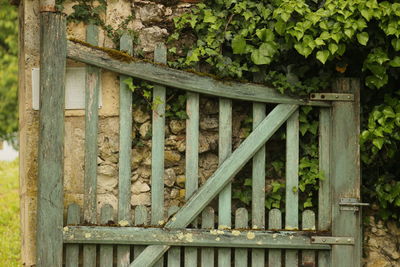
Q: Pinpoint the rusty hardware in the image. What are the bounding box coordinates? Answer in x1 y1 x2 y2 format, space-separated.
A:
311 236 354 245
339 197 370 211
309 93 354 101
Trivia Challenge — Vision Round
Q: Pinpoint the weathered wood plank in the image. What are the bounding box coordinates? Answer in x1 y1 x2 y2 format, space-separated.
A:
67 40 330 107
331 78 361 267
285 110 299 267
268 209 282 267
302 210 316 266
218 98 232 267
63 226 331 250
66 204 80 267
185 91 199 267
150 43 167 267
83 24 100 267
133 205 148 259
201 207 215 267
151 43 167 225
234 208 248 267
318 107 332 267
118 33 134 267
130 104 299 267
252 102 266 267
100 205 114 267
36 12 66 267
167 206 181 267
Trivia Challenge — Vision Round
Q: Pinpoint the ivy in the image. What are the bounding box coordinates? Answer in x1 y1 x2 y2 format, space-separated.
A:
57 0 139 48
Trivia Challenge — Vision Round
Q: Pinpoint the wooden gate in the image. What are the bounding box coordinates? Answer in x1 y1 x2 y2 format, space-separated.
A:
36 14 363 267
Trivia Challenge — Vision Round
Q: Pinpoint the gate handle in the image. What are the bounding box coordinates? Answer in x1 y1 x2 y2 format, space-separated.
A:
339 198 369 211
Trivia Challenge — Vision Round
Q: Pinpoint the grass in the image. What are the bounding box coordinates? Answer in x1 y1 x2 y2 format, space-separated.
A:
0 159 20 266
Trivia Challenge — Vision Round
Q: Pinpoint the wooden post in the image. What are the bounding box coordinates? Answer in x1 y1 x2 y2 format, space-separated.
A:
331 78 361 267
36 12 66 267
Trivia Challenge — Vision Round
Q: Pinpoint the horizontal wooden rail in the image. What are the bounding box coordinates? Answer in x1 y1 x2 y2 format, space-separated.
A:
63 226 331 250
67 40 329 106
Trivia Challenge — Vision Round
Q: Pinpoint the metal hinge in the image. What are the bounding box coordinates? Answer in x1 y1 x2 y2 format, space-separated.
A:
309 93 354 101
339 198 370 211
311 236 354 245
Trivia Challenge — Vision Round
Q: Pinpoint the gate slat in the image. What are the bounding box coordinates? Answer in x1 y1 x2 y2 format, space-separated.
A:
151 43 167 267
218 98 232 266
318 108 332 267
118 33 134 267
268 209 282 267
252 102 266 267
66 204 80 267
168 206 181 267
100 205 114 267
185 91 200 266
234 208 248 267
83 24 100 267
285 110 299 266
201 207 215 267
134 205 148 259
301 210 316 266
130 104 299 267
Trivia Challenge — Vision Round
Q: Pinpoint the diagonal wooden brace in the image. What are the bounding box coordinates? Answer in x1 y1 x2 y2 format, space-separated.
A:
130 104 299 267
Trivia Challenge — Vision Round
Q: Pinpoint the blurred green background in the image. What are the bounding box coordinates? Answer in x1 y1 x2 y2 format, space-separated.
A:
0 0 20 266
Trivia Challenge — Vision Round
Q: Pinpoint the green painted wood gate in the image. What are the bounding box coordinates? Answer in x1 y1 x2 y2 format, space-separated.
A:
36 13 364 267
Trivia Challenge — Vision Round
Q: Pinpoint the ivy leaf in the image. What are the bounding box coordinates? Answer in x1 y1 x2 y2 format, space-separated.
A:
373 138 384 150
391 39 400 51
203 10 217 23
389 56 400 67
328 43 338 55
357 32 369 46
274 20 286 35
232 35 247 54
256 28 274 42
316 50 330 64
251 49 272 65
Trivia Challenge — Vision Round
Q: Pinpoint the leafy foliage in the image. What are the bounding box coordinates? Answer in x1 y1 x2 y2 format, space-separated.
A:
0 0 18 141
171 0 400 219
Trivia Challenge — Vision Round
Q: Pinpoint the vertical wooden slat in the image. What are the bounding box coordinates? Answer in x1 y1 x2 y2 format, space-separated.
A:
285 110 299 266
36 12 66 267
201 207 215 267
331 78 361 267
151 43 167 224
134 205 148 259
66 204 80 267
83 24 100 267
118 33 134 267
185 91 199 266
252 102 266 267
218 98 232 267
100 205 114 267
302 210 316 266
318 108 331 267
268 209 282 267
234 208 248 267
151 43 167 267
167 206 181 267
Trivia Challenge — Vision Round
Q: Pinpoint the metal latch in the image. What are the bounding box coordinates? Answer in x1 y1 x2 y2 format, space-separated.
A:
339 198 370 211
310 93 354 101
311 236 354 245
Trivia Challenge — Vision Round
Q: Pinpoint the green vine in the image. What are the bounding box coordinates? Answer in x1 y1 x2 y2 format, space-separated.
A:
57 0 139 49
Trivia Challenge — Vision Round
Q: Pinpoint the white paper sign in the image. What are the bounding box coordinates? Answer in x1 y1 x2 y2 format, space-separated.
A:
32 67 102 110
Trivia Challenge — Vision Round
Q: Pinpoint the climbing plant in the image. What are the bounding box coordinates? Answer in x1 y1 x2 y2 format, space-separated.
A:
170 0 400 220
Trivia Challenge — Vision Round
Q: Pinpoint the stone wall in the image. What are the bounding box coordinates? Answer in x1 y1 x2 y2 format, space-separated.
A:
18 0 399 266
363 217 400 267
